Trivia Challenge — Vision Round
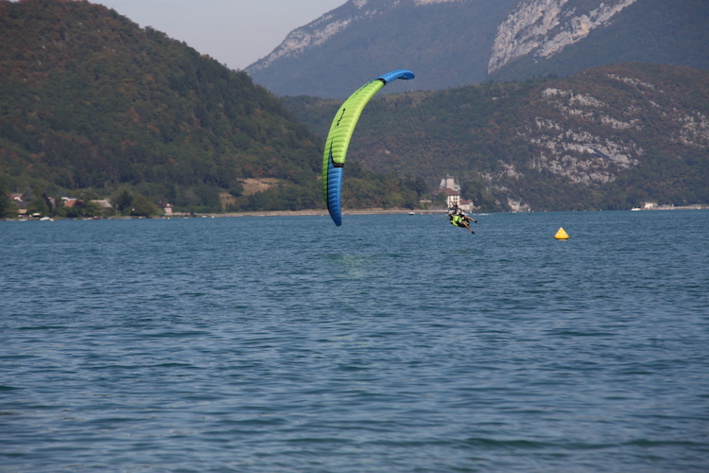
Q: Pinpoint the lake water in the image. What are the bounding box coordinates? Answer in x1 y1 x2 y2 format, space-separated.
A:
1 210 708 472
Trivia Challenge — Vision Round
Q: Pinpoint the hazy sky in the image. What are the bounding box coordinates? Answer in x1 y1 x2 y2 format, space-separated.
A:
93 0 347 70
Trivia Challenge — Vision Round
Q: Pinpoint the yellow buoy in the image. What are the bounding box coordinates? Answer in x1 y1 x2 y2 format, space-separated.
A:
554 227 569 240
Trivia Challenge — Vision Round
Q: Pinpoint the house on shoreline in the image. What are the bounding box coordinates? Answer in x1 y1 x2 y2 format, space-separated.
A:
437 176 474 212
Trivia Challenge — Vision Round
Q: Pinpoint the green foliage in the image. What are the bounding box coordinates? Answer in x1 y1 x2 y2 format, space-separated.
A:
0 0 323 213
230 182 321 212
2 1 707 214
130 194 160 217
287 63 709 211
339 163 422 210
0 182 17 218
25 186 49 216
113 189 133 214
109 187 160 216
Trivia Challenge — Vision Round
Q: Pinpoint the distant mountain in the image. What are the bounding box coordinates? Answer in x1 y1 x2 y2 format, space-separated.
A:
247 0 709 98
285 63 709 211
488 0 709 82
246 0 519 98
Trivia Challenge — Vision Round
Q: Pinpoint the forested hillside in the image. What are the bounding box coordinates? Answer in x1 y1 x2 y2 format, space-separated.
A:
286 63 709 211
0 0 326 214
0 0 328 215
0 0 433 217
2 1 707 216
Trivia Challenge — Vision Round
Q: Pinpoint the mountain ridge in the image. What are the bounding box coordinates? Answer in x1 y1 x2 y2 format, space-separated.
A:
284 62 709 211
246 0 519 98
247 0 709 98
487 0 639 74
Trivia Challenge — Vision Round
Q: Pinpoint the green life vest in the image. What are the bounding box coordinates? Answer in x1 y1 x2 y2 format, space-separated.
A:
450 214 463 227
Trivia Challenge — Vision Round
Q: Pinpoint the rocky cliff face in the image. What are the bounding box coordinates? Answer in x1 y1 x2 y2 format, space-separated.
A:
248 0 708 99
526 85 643 185
488 0 638 74
516 65 709 193
248 1 461 72
284 63 708 210
245 0 518 97
248 0 445 74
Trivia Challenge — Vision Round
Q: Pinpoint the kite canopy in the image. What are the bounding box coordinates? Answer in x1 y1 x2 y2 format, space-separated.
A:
322 69 415 226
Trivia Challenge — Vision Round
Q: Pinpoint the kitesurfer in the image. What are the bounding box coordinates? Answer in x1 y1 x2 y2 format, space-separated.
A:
448 205 476 234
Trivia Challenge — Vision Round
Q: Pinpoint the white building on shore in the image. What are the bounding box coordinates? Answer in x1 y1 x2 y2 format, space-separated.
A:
438 176 474 212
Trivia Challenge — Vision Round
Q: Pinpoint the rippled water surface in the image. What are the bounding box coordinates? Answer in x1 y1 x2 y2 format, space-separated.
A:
1 211 708 472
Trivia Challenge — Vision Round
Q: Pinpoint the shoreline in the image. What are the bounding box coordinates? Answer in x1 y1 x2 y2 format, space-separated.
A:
4 205 707 222
196 205 708 219
195 209 431 218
